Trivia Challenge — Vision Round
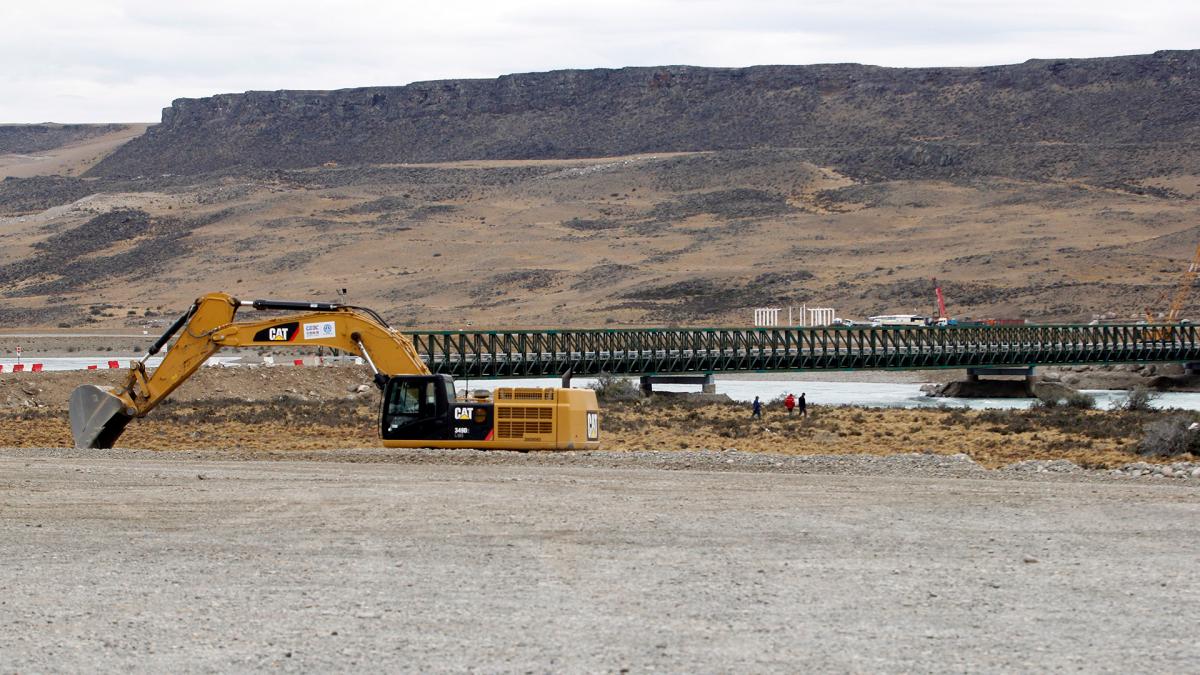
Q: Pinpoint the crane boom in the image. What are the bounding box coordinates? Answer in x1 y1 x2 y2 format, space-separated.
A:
933 278 948 320
1166 244 1200 322
1146 242 1200 323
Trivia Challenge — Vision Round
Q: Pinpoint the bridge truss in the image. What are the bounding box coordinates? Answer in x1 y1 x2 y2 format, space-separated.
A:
406 324 1200 379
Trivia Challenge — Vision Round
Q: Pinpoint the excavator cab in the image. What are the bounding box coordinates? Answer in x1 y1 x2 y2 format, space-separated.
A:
380 374 459 441
380 374 502 444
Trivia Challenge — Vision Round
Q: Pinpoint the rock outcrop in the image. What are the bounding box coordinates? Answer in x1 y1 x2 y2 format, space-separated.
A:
88 51 1200 179
0 124 129 155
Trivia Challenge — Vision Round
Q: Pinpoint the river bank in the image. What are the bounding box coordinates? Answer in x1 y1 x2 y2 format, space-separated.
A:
3 384 1198 470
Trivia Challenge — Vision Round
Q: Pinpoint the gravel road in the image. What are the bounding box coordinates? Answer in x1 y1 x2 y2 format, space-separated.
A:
2 448 1198 672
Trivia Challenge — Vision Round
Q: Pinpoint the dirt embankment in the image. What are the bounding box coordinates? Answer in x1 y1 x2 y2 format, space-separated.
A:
0 365 377 411
2 367 1197 470
1043 363 1200 391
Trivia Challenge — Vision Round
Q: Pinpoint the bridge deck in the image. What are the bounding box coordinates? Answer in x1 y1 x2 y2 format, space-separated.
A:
405 324 1200 378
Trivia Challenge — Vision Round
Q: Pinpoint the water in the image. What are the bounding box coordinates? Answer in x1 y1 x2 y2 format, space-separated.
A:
469 377 1200 411
7 357 1200 411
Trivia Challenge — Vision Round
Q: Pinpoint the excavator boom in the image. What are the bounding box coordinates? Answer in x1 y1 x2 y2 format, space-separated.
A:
71 292 431 449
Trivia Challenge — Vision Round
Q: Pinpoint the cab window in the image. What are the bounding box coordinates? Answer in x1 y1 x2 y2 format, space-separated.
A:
389 381 425 416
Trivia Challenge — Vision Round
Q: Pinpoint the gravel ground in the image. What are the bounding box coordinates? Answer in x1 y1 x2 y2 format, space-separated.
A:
2 448 1198 672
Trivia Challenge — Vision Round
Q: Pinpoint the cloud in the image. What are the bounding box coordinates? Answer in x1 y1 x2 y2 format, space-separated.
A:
0 0 1195 122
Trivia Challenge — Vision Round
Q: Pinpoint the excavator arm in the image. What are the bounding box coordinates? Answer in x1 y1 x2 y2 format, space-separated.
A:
69 292 430 449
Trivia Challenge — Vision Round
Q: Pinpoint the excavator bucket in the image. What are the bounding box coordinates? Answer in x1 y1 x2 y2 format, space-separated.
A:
69 385 133 449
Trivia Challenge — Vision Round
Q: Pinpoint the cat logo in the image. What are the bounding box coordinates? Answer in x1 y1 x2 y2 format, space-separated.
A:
252 322 299 343
454 407 472 420
586 411 599 441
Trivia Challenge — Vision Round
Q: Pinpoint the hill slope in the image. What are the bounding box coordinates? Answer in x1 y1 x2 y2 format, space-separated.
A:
0 124 149 179
2 150 1198 329
0 53 1198 329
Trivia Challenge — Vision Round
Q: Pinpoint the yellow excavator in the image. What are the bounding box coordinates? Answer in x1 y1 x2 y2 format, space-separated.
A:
69 292 600 451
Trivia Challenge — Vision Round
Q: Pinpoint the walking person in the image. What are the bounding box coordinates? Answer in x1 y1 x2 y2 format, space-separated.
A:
751 395 762 419
798 392 807 418
784 392 796 416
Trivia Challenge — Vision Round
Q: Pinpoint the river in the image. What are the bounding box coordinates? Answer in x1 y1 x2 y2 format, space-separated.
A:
6 356 1198 411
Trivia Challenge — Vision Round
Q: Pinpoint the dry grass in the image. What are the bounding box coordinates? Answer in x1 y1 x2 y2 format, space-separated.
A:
598 398 1196 468
4 150 1199 329
1 397 1194 469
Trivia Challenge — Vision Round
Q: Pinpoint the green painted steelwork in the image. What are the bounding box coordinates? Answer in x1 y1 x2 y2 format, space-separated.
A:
405 324 1200 378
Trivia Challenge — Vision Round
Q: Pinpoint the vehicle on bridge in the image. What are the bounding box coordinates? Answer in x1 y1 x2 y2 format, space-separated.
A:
868 314 930 327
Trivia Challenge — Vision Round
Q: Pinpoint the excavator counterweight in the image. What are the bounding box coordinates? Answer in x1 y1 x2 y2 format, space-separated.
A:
68 292 601 451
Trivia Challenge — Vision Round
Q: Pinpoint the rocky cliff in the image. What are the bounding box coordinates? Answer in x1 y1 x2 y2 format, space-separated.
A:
88 51 1200 179
0 124 129 155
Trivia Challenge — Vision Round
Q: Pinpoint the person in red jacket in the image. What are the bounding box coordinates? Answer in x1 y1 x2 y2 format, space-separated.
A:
784 393 796 415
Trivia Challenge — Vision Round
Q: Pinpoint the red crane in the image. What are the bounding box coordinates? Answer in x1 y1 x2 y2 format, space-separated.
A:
932 278 948 321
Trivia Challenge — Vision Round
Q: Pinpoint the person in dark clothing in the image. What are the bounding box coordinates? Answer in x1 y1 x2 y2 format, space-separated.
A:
798 392 807 418
751 396 762 419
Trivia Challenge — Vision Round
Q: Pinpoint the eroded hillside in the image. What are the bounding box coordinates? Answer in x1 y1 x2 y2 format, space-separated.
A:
2 52 1198 329
0 124 150 179
1 149 1197 329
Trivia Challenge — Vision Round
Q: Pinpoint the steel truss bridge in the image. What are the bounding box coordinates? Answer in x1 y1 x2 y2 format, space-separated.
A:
406 324 1200 379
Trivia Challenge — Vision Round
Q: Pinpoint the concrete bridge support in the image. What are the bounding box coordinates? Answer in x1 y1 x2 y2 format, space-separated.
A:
966 366 1035 383
640 374 717 395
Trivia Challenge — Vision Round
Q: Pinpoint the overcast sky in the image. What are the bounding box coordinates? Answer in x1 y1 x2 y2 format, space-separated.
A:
1 0 1195 122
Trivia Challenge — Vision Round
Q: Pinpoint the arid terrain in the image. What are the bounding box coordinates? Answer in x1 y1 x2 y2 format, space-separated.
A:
1 149 1198 331
3 367 1199 669
2 447 1196 672
4 47 1200 673
3 367 1199 472
0 123 149 178
1 52 1199 331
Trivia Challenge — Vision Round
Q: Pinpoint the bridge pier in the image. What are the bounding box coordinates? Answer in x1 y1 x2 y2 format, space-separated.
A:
1185 362 1200 376
966 366 1035 383
640 374 716 395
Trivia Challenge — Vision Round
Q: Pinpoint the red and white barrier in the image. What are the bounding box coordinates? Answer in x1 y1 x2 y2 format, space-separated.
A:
294 359 304 366
108 360 120 369
87 365 97 370
1 360 47 369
